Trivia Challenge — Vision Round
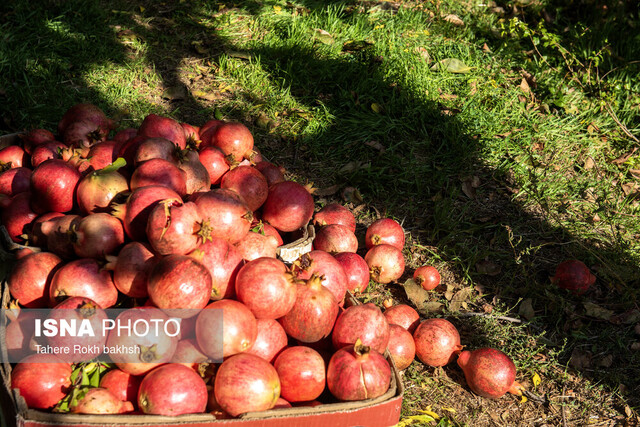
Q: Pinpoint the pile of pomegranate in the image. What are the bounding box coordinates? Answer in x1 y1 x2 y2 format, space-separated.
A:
0 103 549 417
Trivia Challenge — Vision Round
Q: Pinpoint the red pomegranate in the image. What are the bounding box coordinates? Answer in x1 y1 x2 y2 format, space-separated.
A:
274 346 326 403
11 354 72 410
333 252 370 293
175 148 211 194
551 259 596 295
313 224 358 254
190 188 252 244
414 265 441 290
313 203 356 232
29 159 81 213
1 192 37 243
365 218 405 250
71 213 125 259
387 324 416 370
383 304 420 333
123 185 181 241
138 364 208 415
86 140 119 170
206 121 254 163
198 146 229 185
220 165 268 211
76 158 129 214
413 318 462 367
0 167 31 197
111 242 156 298
234 231 279 261
293 250 349 304
58 103 114 137
137 114 187 149
196 299 257 359
169 338 209 369
146 199 204 255
99 369 142 404
49 258 118 308
130 158 187 196
133 137 176 165
364 244 405 284
254 161 285 186
246 318 288 363
262 181 314 232
188 237 243 300
69 388 133 414
45 214 81 259
457 348 524 399
8 251 62 308
21 128 55 154
331 302 390 354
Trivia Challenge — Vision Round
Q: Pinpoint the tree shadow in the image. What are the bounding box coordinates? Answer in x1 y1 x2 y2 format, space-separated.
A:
1 0 640 419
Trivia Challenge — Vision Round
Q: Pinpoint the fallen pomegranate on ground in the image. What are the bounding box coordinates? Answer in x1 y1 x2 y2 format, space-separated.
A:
457 347 524 399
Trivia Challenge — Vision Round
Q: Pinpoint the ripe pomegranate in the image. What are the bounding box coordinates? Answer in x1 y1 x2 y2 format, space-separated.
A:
123 185 181 241
49 258 118 308
196 299 257 359
1 192 37 243
274 346 326 402
138 364 207 415
364 244 405 284
251 220 283 245
234 231 279 261
111 242 156 298
246 318 288 363
47 297 108 363
191 188 252 244
254 161 285 185
11 354 72 410
58 103 114 137
170 338 209 369
146 199 204 255
29 159 81 213
70 388 134 414
130 158 187 196
383 304 420 333
313 224 358 254
100 369 142 404
332 303 390 354
8 251 62 308
0 145 28 168
198 146 229 185
106 308 179 376
262 181 314 232
414 265 441 290
6 311 39 361
113 128 138 147
279 274 339 343
45 214 82 259
29 141 67 167
28 211 64 247
188 237 243 300
293 250 349 304
220 165 268 211
76 158 129 214
551 259 596 295
326 340 391 401
313 203 356 232
333 252 370 293
413 318 462 367
214 353 280 417
86 140 119 170
387 324 416 370
21 128 56 154
365 218 405 250
457 348 524 399
133 137 176 165
181 122 200 144
147 254 212 316
0 167 31 197
63 118 107 148
175 148 211 194
206 121 254 163
70 213 125 258
138 114 187 149
199 119 224 137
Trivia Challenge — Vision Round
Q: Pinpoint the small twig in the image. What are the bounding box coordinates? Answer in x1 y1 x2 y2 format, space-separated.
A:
605 103 640 144
457 312 522 323
561 387 568 427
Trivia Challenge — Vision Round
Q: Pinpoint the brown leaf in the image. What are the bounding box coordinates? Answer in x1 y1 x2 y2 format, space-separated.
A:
415 46 431 63
461 179 476 199
584 156 596 169
611 147 637 165
402 279 431 312
340 161 371 173
314 184 340 197
598 354 613 368
518 298 535 320
476 259 501 276
443 14 464 26
583 302 614 321
469 81 477 96
449 287 473 312
161 86 186 100
630 169 640 179
621 182 637 196
341 187 363 203
519 78 530 94
364 140 385 153
569 348 592 370
482 43 491 53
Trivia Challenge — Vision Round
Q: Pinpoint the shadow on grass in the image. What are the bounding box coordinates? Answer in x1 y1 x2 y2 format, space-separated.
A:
1 0 639 420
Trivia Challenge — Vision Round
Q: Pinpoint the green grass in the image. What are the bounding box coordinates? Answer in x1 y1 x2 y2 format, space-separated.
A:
1 0 640 425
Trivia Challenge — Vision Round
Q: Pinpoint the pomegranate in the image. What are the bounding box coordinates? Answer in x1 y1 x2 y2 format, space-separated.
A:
46 214 81 259
326 340 391 401
387 324 416 370
28 211 64 247
0 167 31 197
196 299 257 359
70 388 134 414
251 220 283 245
138 364 207 415
63 118 107 148
76 158 129 214
235 257 297 319
273 398 292 409
199 119 224 137
262 181 314 232
30 159 81 213
170 338 208 369
58 103 114 136
21 128 56 154
181 122 200 145
1 192 37 243
246 318 288 363
214 353 280 417
138 114 187 149
293 250 349 304
364 244 405 284
30 141 67 167
279 274 339 343
365 218 405 250
49 258 118 308
414 265 441 291
70 213 125 258
147 254 212 316
11 354 72 410
47 297 108 362
274 346 326 402
123 185 181 241
383 304 420 333
332 303 390 354
457 348 524 399
6 311 39 361
333 252 370 293
100 369 142 404
191 188 252 244
105 308 179 376
175 148 211 194
133 137 176 165
188 237 243 300
130 158 187 196
234 231 279 261
198 146 229 185
146 199 204 255
8 251 62 308
206 121 254 163
313 224 358 254
220 165 268 211
413 318 462 367
113 128 138 147
551 259 596 294
87 140 119 170
254 161 285 186
313 203 356 232
0 145 28 168
111 242 156 298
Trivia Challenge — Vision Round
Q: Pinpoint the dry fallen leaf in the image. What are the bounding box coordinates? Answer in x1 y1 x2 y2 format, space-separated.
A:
443 14 464 26
569 348 592 370
519 78 530 94
518 298 535 320
461 180 476 199
476 259 501 276
598 354 614 368
314 184 340 197
449 287 473 312
584 156 596 169
402 279 431 312
364 140 386 153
